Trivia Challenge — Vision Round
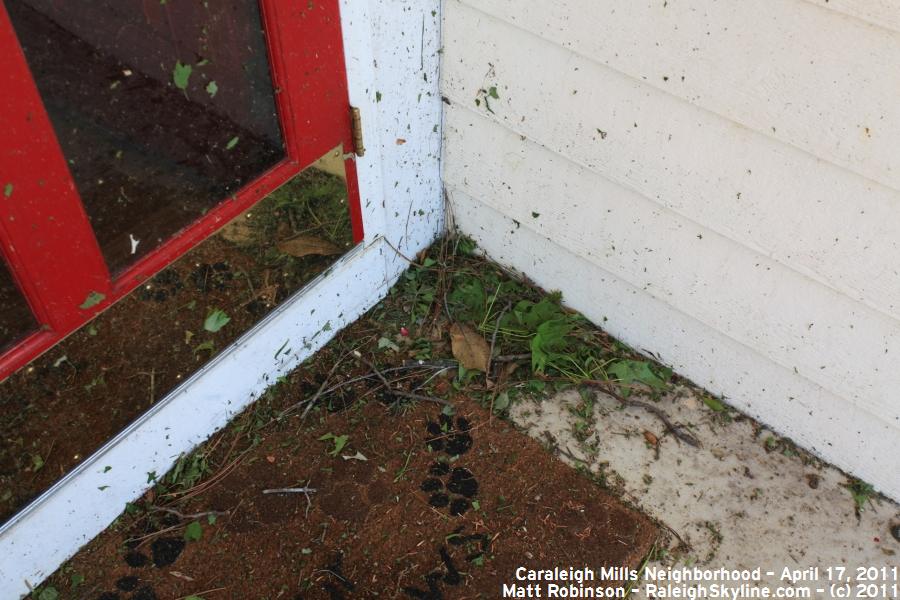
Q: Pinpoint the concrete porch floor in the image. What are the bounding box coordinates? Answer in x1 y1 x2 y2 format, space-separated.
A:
510 386 899 598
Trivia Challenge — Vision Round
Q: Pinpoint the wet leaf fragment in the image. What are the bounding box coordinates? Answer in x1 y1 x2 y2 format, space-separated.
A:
173 61 192 90
79 291 106 310
276 235 342 258
203 309 230 333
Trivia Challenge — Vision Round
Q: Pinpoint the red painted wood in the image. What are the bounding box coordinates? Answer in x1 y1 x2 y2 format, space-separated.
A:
0 1 113 330
0 0 364 381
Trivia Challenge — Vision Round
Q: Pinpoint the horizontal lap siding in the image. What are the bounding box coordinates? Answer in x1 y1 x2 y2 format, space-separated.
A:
441 1 900 497
450 188 900 499
799 0 900 34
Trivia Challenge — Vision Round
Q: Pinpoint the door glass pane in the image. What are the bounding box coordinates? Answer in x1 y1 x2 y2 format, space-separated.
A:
4 0 286 274
0 147 356 525
0 258 37 351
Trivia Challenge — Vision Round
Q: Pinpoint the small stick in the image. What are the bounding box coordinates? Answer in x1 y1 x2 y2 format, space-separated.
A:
353 351 452 406
175 587 227 600
263 484 316 518
278 350 350 419
150 506 229 521
539 375 701 448
390 389 452 406
487 301 512 377
493 353 531 363
262 487 317 494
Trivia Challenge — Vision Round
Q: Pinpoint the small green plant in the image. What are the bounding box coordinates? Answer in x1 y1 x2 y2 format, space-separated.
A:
184 520 203 542
843 479 875 516
318 433 349 456
32 587 58 600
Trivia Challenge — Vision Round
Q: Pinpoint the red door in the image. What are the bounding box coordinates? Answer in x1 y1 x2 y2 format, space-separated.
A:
0 0 363 381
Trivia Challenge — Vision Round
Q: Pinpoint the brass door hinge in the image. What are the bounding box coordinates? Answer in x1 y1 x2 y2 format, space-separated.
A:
350 106 365 157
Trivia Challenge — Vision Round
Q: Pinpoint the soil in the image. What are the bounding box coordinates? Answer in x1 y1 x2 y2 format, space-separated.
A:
7 0 284 274
41 339 658 599
0 259 38 352
0 168 354 526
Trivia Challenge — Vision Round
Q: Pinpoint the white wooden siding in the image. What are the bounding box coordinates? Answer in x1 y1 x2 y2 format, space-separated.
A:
441 0 900 499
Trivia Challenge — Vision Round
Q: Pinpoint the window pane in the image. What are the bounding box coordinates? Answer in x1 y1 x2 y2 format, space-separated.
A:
0 258 37 351
4 0 286 274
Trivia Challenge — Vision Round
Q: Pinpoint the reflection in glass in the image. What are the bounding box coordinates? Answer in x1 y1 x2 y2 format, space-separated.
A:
0 258 37 351
0 149 355 525
4 0 285 274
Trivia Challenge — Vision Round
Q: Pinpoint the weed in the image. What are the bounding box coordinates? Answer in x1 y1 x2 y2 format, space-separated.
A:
843 479 875 517
318 433 349 456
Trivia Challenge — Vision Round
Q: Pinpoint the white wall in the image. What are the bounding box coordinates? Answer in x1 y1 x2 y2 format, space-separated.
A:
0 1 442 597
441 0 900 500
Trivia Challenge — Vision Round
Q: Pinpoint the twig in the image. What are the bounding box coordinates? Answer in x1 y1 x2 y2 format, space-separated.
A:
278 350 351 419
539 375 702 448
391 389 452 406
175 587 226 600
149 506 229 521
353 351 452 406
353 350 392 391
381 236 425 268
487 302 512 377
592 384 701 448
402 359 458 368
262 487 317 494
493 353 531 363
263 484 317 518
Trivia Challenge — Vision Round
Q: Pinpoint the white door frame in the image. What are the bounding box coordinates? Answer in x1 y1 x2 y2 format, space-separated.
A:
0 1 443 597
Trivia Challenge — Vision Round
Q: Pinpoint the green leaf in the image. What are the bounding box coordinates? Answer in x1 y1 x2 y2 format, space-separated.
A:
205 80 218 97
375 91 382 102
36 587 59 600
79 291 106 310
377 336 399 352
225 136 240 150
173 61 192 90
203 309 230 332
207 513 217 525
70 573 85 589
488 86 499 99
530 318 573 373
702 396 726 412
319 433 349 456
184 596 206 600
31 454 44 472
607 359 669 391
184 520 203 542
492 391 510 413
3 183 12 198
448 277 486 322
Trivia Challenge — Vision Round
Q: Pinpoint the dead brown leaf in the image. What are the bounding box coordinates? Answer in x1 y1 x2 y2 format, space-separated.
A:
276 235 342 258
449 322 490 372
219 217 255 245
643 431 659 446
